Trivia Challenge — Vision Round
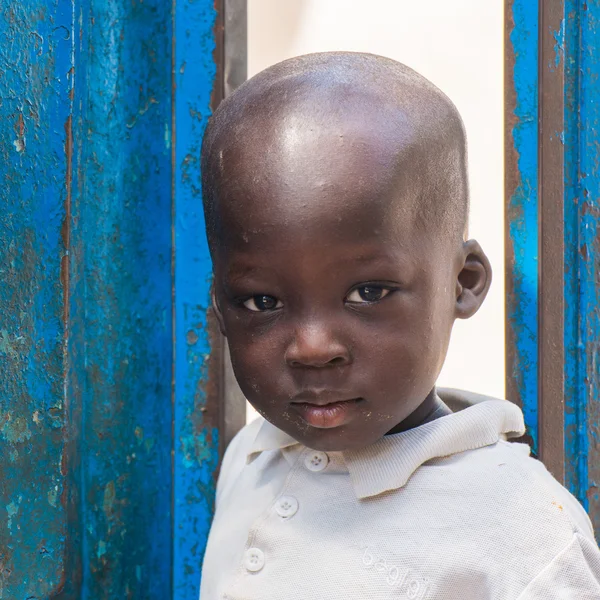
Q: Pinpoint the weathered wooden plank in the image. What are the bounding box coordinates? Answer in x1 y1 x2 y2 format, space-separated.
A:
2 0 224 596
564 0 586 512
65 0 175 597
505 0 540 451
508 0 600 537
538 0 566 483
563 0 600 527
0 0 74 596
173 0 223 598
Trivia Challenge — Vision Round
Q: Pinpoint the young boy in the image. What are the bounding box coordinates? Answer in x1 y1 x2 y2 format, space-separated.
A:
198 52 600 599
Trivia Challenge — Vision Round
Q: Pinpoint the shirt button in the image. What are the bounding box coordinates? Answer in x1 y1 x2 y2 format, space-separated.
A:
275 495 299 518
244 547 265 572
304 451 329 472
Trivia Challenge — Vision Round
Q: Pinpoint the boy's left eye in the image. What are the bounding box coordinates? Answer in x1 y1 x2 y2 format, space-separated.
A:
243 295 284 312
346 286 391 304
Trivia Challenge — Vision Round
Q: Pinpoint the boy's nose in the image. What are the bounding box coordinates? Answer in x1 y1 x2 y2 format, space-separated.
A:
285 322 351 368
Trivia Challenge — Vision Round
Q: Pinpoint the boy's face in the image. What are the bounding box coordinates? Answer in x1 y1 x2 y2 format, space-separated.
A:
210 114 489 452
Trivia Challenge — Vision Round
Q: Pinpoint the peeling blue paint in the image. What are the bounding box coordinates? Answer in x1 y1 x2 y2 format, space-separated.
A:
576 0 600 525
173 1 221 598
68 0 175 596
1 414 33 444
563 0 600 523
507 0 539 451
509 0 600 535
0 0 73 596
3 0 221 596
552 18 565 69
564 0 585 511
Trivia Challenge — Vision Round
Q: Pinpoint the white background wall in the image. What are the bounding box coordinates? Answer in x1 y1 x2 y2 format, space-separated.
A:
246 0 505 421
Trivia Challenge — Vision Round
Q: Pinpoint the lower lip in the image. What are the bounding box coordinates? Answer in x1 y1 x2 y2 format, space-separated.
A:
291 399 362 429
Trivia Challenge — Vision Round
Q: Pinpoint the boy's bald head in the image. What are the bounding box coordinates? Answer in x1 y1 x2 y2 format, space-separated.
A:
201 53 491 450
201 51 469 252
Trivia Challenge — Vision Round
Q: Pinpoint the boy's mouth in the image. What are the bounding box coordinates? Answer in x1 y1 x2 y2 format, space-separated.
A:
290 396 364 429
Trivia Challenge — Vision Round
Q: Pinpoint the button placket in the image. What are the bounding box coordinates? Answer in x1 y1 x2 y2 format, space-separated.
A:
275 495 299 518
304 450 329 472
244 547 265 572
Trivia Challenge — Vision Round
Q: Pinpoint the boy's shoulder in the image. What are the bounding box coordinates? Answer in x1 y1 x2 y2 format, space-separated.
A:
435 386 593 539
420 436 594 541
217 395 595 545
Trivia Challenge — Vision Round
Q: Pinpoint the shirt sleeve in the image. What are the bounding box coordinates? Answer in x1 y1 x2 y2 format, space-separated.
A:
516 533 600 599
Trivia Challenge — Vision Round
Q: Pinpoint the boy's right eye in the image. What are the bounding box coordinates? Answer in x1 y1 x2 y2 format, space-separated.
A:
242 295 283 312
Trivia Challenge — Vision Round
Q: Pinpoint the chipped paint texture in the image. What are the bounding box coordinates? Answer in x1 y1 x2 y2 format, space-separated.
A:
173 1 221 598
506 0 539 450
67 0 174 596
0 0 73 596
563 0 600 529
0 0 223 594
8 0 221 595
509 0 600 537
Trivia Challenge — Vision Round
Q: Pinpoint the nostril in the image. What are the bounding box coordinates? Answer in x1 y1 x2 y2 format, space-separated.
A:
288 353 350 369
328 356 347 367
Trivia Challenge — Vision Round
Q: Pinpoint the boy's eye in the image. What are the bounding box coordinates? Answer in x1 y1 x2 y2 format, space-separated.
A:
243 295 283 312
346 286 391 304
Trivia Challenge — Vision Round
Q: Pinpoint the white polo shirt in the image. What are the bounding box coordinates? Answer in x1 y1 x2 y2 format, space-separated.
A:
200 390 600 599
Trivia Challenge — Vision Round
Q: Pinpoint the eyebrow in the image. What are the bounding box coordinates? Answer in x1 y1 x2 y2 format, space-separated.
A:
225 251 409 279
347 252 412 270
351 253 392 264
225 264 271 284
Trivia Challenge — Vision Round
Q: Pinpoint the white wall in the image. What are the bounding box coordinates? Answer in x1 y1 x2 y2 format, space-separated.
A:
246 0 505 421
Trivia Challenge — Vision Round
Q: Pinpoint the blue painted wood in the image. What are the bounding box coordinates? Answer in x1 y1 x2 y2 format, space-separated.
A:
68 0 174 596
563 0 600 522
173 1 221 599
0 1 74 596
508 0 600 534
0 0 221 597
564 0 586 511
506 0 540 452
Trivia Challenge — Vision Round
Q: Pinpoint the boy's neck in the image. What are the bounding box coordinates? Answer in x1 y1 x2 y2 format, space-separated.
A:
385 389 452 435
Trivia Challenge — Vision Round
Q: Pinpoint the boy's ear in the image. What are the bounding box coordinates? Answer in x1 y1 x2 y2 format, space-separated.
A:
454 239 492 319
211 286 227 336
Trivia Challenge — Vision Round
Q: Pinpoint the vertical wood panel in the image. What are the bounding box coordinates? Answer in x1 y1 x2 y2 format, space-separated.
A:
0 0 237 594
172 0 223 597
67 0 174 596
538 0 566 483
563 0 588 514
0 1 74 596
505 0 540 451
571 0 600 526
508 0 600 537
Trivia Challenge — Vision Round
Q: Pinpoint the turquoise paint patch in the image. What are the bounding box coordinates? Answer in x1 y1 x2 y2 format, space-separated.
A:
97 540 107 559
1 414 33 444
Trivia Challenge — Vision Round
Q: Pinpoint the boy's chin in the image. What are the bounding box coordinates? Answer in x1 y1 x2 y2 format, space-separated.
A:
282 420 383 453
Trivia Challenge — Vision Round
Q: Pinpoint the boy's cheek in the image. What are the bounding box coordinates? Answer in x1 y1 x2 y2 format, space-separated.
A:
227 342 285 398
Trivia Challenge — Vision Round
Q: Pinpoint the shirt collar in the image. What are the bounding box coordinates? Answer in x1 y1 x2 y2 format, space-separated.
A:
246 390 525 499
247 416 300 458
